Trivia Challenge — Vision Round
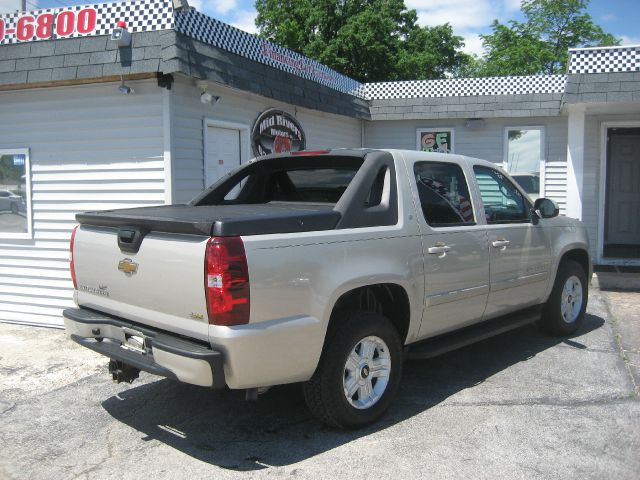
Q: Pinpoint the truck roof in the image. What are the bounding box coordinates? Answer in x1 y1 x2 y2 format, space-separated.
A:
252 148 500 171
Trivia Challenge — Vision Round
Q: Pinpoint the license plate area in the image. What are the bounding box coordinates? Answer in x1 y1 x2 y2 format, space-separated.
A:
121 327 149 354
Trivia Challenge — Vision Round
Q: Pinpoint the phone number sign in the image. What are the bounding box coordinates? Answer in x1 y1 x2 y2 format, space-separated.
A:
0 9 96 43
0 0 174 45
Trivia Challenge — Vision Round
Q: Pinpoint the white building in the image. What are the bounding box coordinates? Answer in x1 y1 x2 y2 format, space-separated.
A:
0 0 638 327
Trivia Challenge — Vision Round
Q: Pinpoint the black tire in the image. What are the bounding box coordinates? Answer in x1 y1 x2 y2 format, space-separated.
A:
540 260 588 336
10 203 18 215
302 311 403 429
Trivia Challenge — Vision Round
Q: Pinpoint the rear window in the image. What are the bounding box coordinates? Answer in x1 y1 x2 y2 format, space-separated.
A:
275 169 358 202
194 156 363 206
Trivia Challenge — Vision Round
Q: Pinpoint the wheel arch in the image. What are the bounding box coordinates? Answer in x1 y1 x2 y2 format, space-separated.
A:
326 283 411 345
559 248 591 278
545 245 592 301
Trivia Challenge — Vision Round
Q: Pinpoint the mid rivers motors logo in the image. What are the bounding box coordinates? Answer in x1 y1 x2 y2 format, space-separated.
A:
251 109 306 156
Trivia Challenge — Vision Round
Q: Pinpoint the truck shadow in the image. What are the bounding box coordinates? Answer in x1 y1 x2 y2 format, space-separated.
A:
102 314 604 471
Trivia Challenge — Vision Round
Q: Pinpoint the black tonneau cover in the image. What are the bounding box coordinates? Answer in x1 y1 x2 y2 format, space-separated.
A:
76 203 341 237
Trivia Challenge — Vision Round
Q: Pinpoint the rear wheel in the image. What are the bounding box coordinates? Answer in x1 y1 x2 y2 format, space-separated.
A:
303 311 402 429
540 260 588 335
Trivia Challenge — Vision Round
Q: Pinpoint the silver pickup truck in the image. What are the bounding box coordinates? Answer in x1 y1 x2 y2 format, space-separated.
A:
64 149 591 428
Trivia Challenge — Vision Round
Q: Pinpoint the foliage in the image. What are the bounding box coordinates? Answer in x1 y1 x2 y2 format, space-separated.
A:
254 0 472 82
0 155 23 185
477 0 619 76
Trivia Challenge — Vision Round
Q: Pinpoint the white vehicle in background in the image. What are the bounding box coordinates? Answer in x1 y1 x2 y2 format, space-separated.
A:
0 189 23 215
64 149 591 429
511 173 541 200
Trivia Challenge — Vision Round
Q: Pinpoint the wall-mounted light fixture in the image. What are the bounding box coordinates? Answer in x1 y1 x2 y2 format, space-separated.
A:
111 20 132 48
465 118 486 131
118 76 134 95
197 81 220 105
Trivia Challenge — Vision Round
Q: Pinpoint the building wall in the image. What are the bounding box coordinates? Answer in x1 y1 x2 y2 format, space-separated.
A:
0 79 165 327
363 116 569 211
368 92 564 121
2 73 636 330
583 110 640 261
170 75 364 203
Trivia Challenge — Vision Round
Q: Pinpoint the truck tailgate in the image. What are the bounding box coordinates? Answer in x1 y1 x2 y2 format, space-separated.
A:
73 225 210 341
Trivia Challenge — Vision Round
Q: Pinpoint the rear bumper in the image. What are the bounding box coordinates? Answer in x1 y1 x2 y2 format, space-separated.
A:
63 307 225 389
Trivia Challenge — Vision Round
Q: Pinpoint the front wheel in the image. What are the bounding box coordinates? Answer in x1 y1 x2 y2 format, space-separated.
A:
10 203 18 215
303 311 402 429
540 260 588 336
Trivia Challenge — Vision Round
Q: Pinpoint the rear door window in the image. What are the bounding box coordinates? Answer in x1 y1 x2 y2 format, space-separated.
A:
414 162 475 227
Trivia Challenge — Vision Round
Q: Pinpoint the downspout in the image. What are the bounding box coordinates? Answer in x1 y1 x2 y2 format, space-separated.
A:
162 86 174 205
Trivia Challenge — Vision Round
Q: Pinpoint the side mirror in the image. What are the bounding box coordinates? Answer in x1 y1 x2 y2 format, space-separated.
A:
533 198 559 218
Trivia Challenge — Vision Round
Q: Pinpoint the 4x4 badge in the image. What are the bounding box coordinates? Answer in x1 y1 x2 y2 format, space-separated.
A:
118 258 138 276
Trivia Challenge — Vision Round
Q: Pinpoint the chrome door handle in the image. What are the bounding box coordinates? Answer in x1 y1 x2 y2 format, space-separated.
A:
428 242 451 257
492 239 510 249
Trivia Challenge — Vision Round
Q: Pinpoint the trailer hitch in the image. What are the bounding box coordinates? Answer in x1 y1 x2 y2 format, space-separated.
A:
108 359 140 384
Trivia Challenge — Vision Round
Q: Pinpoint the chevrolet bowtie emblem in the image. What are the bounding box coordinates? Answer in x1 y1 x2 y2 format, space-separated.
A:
118 258 139 276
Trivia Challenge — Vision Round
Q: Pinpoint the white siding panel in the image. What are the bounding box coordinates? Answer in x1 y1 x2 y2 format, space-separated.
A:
0 294 74 308
0 310 70 326
0 302 69 317
35 182 164 191
0 248 69 259
0 257 69 269
0 80 165 327
0 284 74 299
31 160 165 172
544 161 567 214
170 75 363 203
0 263 72 278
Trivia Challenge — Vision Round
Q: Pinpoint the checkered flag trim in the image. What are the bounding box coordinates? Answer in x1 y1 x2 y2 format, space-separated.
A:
362 75 566 100
174 8 362 96
568 46 640 74
0 0 173 45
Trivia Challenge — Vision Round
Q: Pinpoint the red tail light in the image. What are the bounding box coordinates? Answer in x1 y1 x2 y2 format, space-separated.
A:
70 225 79 289
204 236 250 326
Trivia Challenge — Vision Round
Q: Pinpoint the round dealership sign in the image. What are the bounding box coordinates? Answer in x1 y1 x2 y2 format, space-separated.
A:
251 109 306 156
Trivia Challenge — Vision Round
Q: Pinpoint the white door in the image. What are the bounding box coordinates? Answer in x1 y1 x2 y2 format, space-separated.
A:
205 126 241 187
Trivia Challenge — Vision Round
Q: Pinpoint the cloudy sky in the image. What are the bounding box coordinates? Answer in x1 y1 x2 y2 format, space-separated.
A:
2 0 639 56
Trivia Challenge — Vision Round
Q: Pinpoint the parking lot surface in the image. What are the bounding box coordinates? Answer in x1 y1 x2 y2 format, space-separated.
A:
1 287 638 480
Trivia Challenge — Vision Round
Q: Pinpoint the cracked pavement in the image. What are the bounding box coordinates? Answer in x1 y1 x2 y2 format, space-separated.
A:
0 287 639 480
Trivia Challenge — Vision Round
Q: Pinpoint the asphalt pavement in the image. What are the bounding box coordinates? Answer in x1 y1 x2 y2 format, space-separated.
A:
0 212 27 233
0 286 638 480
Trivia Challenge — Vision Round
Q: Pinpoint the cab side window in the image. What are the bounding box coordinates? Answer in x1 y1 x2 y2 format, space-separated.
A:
473 166 530 224
414 162 475 227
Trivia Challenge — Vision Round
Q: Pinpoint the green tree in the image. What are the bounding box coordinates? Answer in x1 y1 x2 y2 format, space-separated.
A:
255 0 471 82
478 0 619 76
